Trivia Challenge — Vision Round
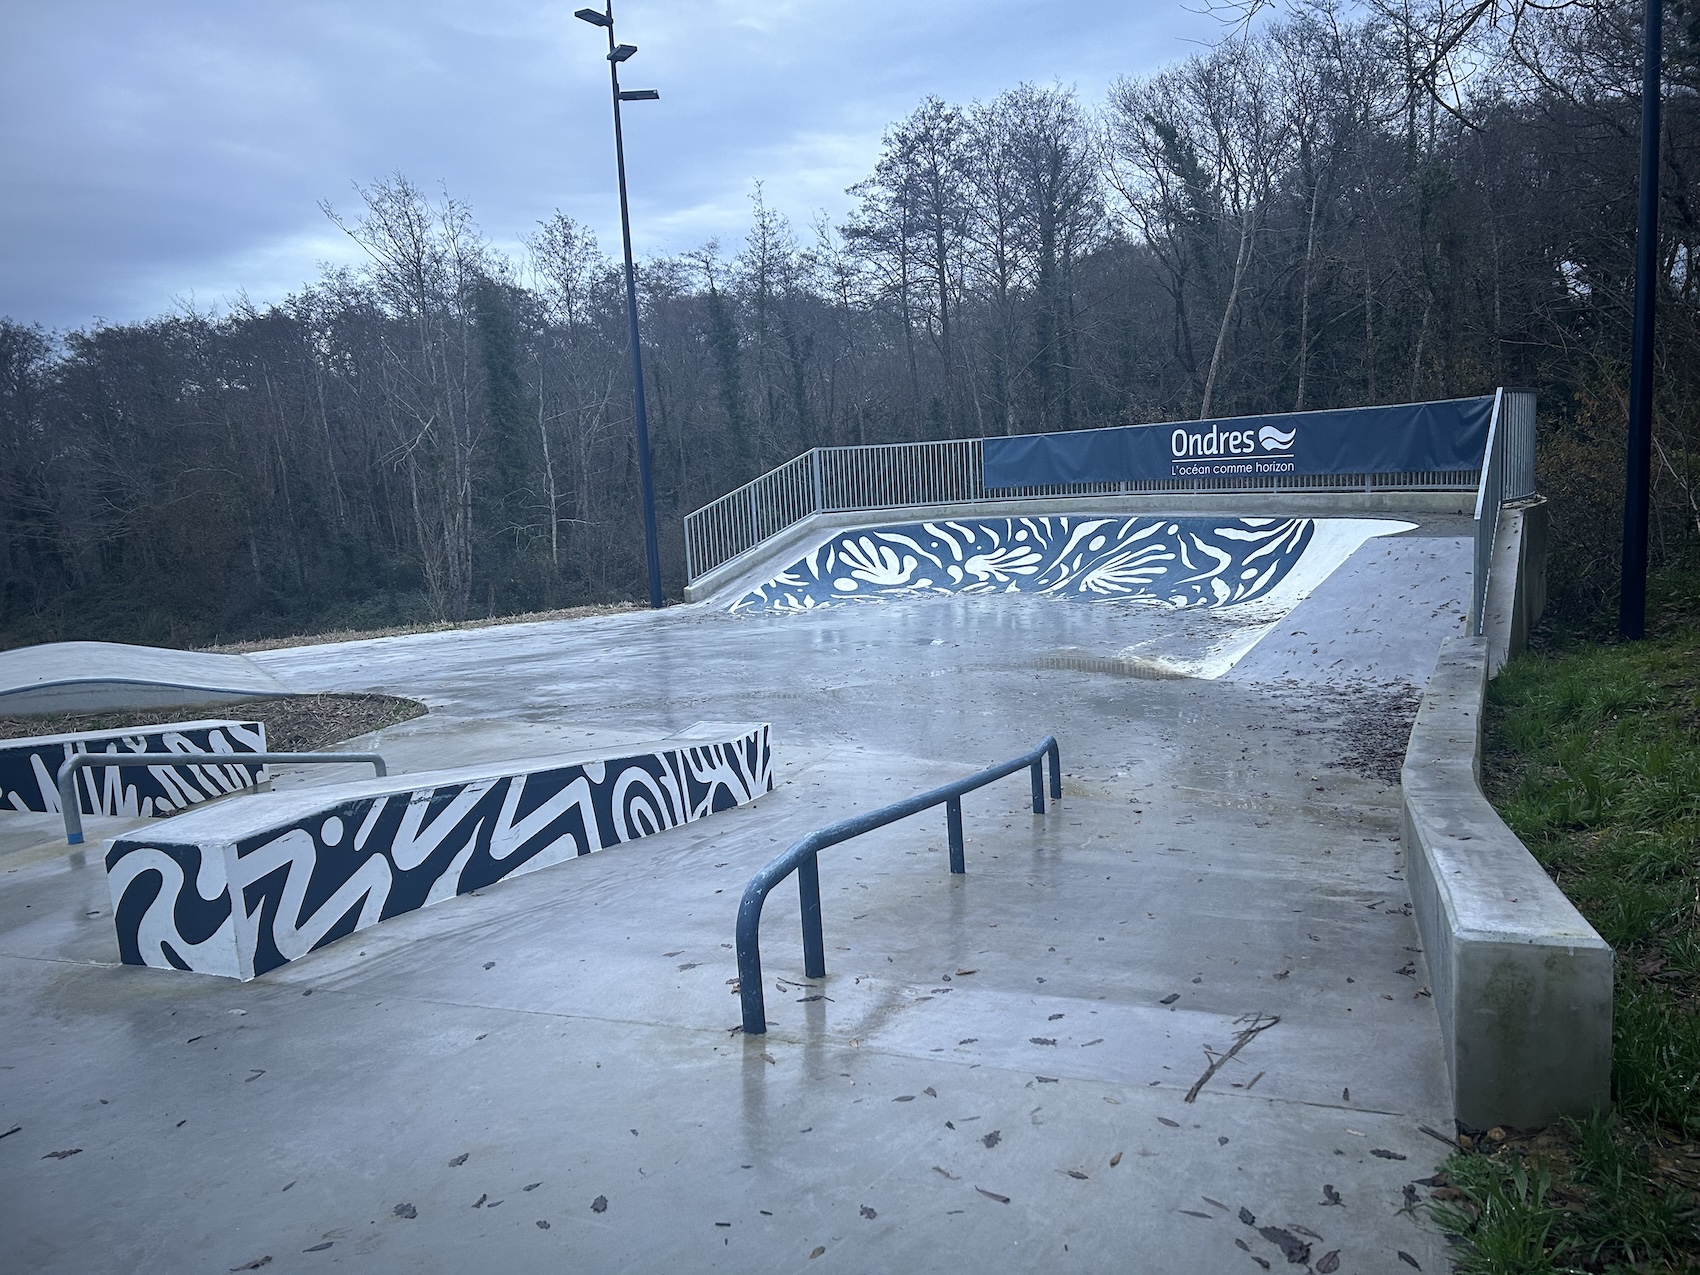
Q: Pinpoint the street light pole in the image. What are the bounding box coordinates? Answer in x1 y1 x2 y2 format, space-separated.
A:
576 2 664 609
1619 0 1662 640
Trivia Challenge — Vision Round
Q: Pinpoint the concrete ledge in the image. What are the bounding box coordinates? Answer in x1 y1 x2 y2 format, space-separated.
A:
1402 636 1612 1129
104 723 773 980
685 489 1473 605
1 719 269 815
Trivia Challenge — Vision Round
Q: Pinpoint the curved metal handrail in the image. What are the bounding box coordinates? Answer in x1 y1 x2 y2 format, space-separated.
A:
57 750 387 845
734 735 1061 1035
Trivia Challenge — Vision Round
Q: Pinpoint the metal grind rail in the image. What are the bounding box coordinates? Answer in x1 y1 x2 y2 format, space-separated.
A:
58 751 387 845
734 735 1061 1035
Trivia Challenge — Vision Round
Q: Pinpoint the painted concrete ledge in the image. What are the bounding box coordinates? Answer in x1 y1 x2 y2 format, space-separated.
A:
683 489 1473 604
104 723 773 980
1402 635 1612 1129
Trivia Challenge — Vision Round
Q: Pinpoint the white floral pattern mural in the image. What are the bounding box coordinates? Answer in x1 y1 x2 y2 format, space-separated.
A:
731 516 1318 613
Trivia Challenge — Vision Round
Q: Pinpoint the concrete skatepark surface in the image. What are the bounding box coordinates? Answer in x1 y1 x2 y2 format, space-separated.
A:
1 515 1474 1273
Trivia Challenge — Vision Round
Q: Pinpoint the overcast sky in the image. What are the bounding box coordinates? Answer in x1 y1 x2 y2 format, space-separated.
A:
1 1 1230 333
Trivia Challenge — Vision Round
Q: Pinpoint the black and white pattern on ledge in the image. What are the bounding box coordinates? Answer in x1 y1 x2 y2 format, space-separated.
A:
104 725 773 979
0 720 268 815
732 516 1317 614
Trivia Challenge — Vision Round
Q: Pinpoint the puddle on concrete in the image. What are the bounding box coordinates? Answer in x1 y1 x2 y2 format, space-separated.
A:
1034 651 1194 680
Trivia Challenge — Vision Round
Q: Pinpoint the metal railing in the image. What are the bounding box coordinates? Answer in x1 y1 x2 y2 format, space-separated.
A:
734 735 1061 1035
1470 389 1538 635
58 750 387 845
683 438 1484 586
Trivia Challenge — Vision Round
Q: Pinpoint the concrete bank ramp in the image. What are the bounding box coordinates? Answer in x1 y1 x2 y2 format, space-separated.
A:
0 641 292 714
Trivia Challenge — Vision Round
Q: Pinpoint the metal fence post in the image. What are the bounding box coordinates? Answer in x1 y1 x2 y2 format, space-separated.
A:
798 851 826 979
1030 761 1045 814
946 797 965 874
810 448 823 514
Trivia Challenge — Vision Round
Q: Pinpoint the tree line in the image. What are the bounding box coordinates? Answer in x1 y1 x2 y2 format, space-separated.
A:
1 0 1695 648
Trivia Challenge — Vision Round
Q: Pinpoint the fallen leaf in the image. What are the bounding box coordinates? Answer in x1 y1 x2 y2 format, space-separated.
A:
1316 1251 1340 1274
810 1246 825 1259
393 1203 417 1219
958 1038 978 1045
524 1182 541 1191
473 1194 487 1208
0 1125 19 1140
1239 1207 1257 1226
1157 1117 1180 1128
448 1153 468 1167
1203 1196 1228 1211
1109 1152 1123 1167
1048 1013 1064 1021
1371 1148 1407 1161
1321 1184 1342 1206
956 969 978 976
975 1187 1010 1204
1029 1037 1057 1046
760 1052 777 1065
932 1166 959 1180
1179 1208 1213 1218
486 1200 503 1209
303 1242 333 1252
1160 993 1180 1005
1397 1253 1421 1270
536 1220 550 1230
41 1149 82 1160
245 1069 266 1083
1345 1128 1366 1137
923 1087 936 1097
1273 970 1289 980
1236 1238 1251 1251
229 1260 272 1272
1035 1075 1059 1084
483 961 496 970
1253 1258 1271 1271
591 1196 608 1213
894 1095 915 1102
981 1131 1001 1149
1257 1224 1311 1264
859 1205 876 1219
1064 1170 1087 1180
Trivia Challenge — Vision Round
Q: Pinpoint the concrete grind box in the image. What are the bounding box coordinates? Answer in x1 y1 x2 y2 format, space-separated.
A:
103 724 772 979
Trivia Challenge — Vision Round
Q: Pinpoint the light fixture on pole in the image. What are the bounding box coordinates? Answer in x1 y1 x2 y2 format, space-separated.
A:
1619 0 1662 640
575 1 665 609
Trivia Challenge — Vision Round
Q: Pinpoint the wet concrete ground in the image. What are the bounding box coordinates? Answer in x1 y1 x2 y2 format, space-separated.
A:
1 517 1472 1273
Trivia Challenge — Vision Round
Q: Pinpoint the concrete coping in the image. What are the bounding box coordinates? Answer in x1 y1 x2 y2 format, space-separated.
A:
1401 635 1612 1130
0 719 262 751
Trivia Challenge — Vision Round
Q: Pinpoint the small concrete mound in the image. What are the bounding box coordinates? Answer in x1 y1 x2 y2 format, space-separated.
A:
0 641 293 714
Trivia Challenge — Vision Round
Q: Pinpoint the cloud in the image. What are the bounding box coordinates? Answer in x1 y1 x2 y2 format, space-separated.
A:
0 0 1220 331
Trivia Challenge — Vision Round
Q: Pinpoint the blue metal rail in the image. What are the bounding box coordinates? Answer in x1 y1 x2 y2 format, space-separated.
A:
734 735 1061 1035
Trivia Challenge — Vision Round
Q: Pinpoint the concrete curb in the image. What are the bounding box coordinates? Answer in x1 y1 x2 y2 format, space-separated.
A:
1402 636 1613 1129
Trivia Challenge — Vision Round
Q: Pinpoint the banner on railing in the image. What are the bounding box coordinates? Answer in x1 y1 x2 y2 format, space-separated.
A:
982 396 1495 489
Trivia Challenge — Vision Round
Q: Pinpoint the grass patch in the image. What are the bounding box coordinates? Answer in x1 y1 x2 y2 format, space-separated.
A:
1433 569 1700 1271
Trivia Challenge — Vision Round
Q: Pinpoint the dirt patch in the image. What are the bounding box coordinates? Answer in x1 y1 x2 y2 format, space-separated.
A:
0 694 427 752
1262 678 1423 786
201 603 639 654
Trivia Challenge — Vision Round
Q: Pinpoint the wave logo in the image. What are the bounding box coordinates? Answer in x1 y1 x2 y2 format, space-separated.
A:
1257 425 1296 452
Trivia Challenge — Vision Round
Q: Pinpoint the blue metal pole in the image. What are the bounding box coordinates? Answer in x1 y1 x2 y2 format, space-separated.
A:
1620 0 1662 641
798 851 826 979
946 797 965 874
1030 760 1045 814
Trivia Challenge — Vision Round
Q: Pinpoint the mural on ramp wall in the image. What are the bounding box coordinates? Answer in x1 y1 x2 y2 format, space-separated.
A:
0 720 268 815
731 516 1319 614
105 725 773 980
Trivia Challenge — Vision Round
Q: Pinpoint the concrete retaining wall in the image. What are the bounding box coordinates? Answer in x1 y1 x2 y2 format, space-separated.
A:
1402 638 1612 1128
